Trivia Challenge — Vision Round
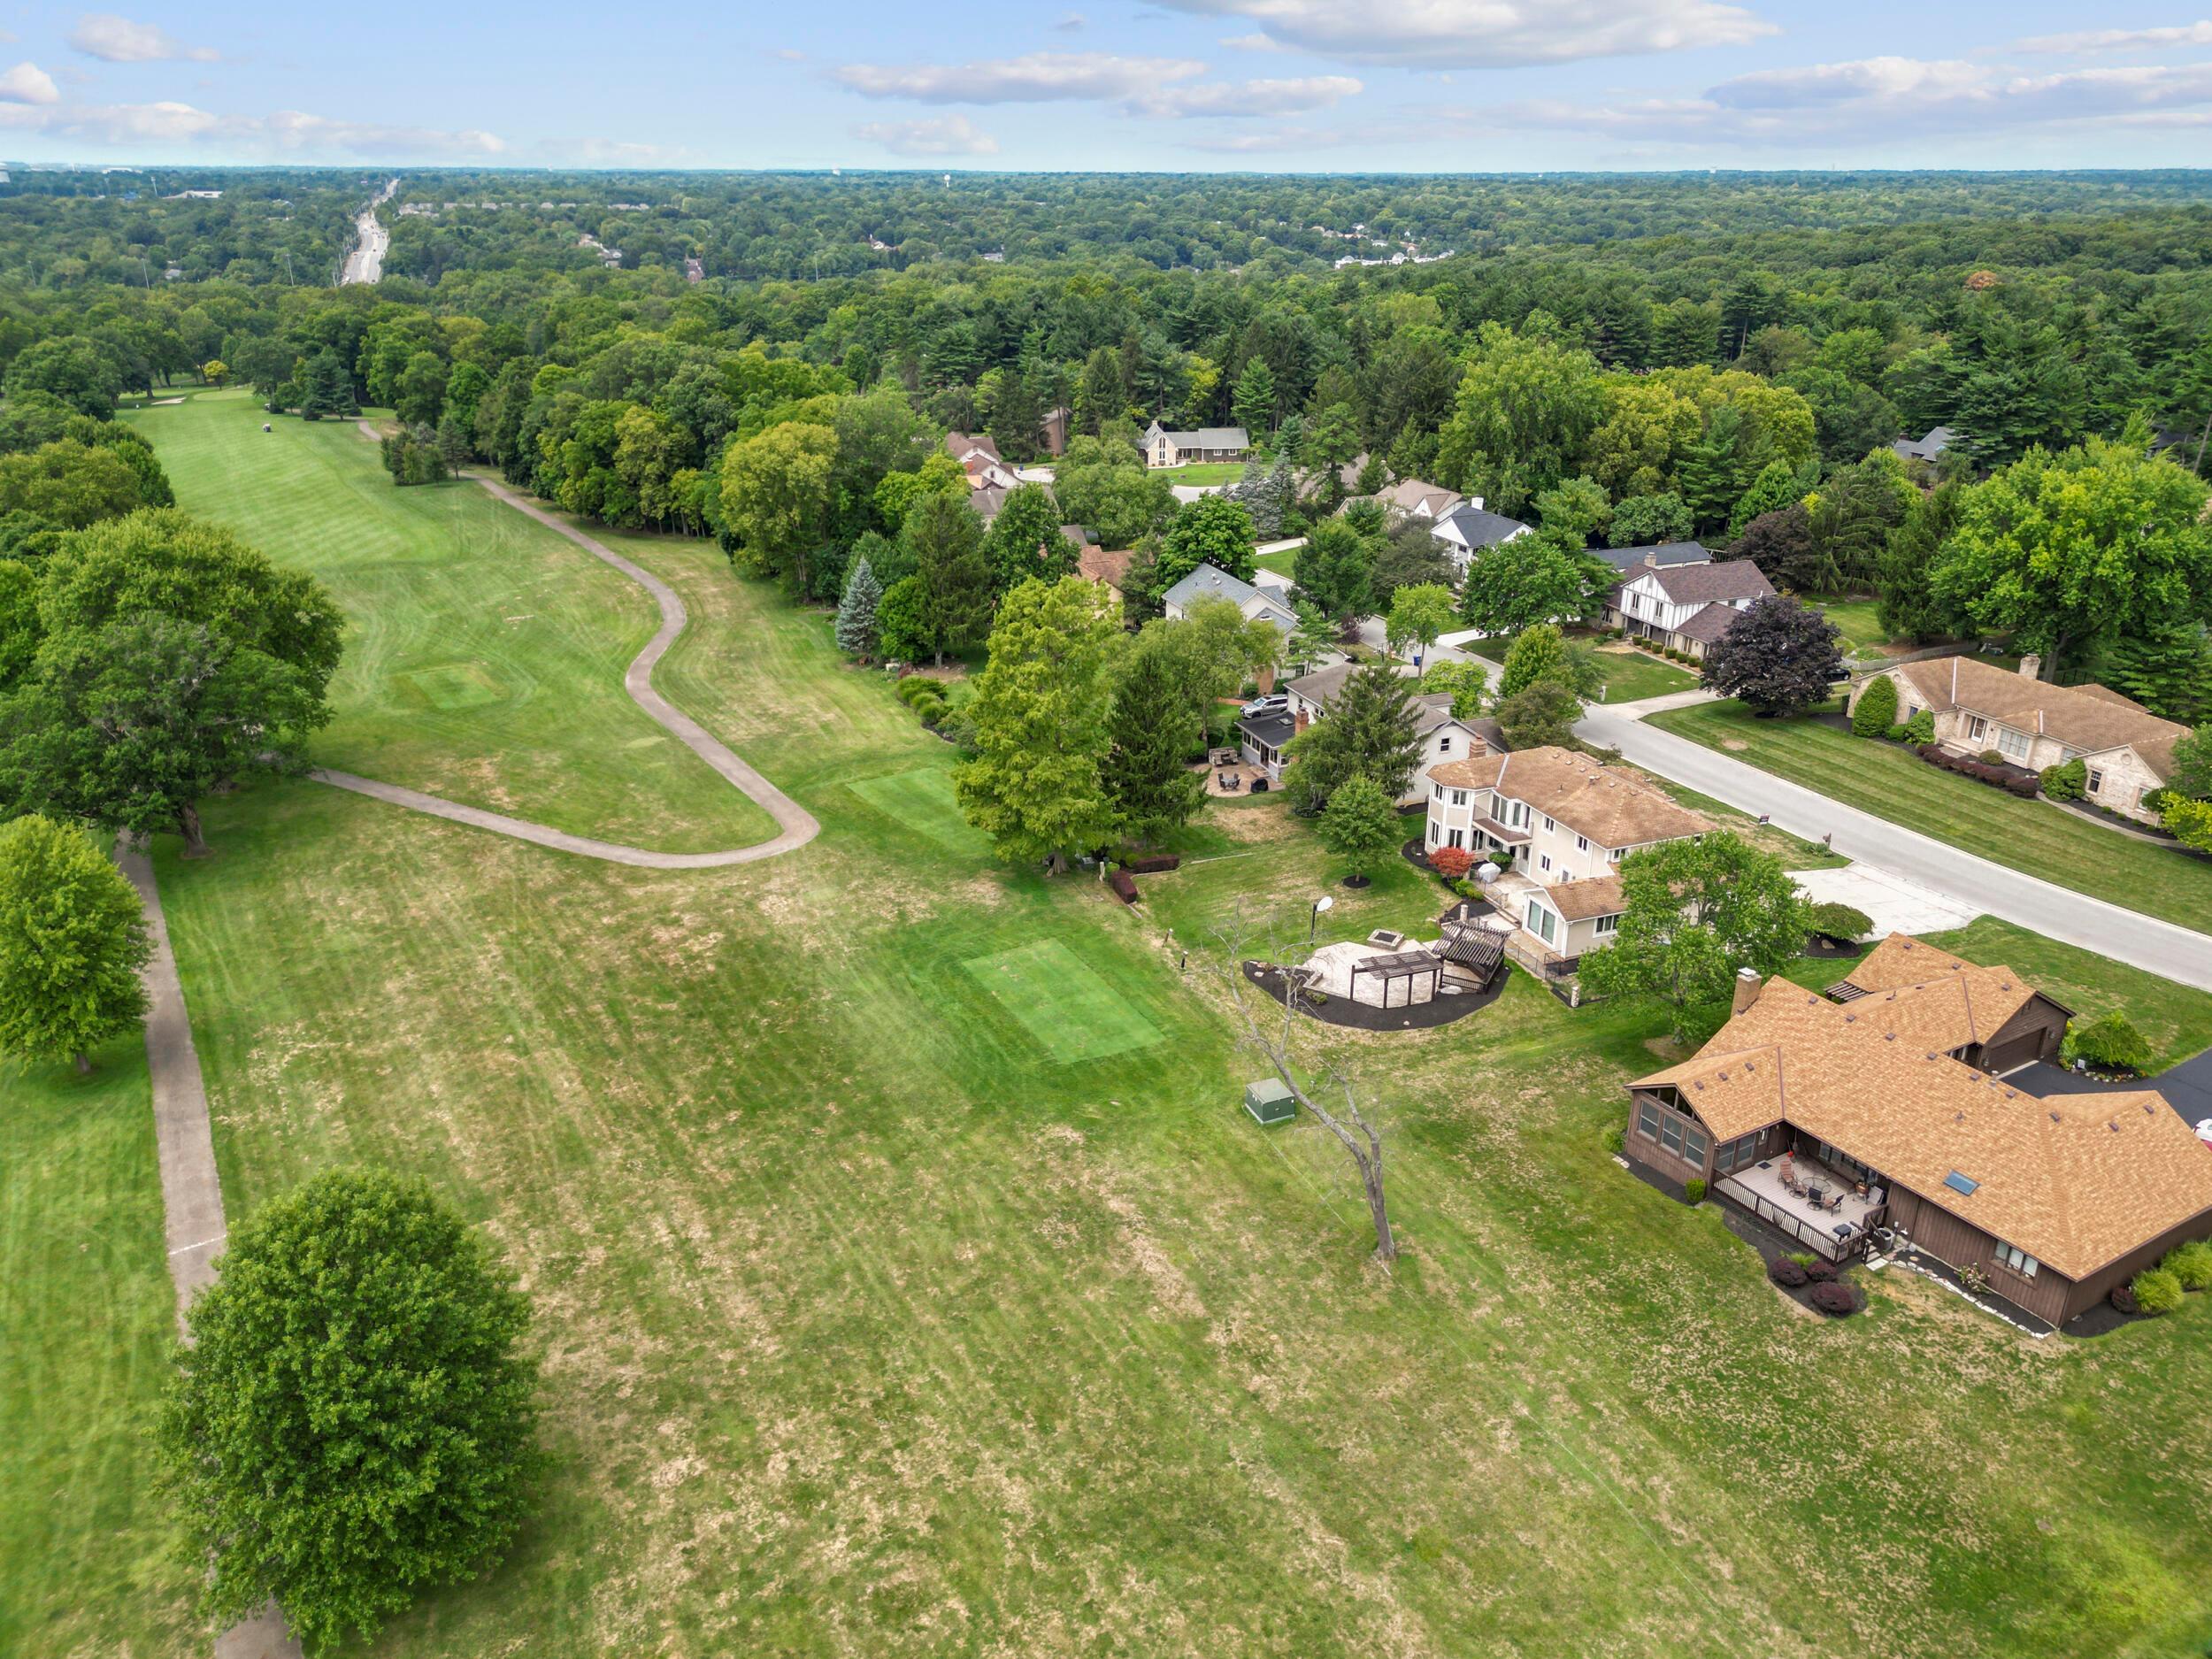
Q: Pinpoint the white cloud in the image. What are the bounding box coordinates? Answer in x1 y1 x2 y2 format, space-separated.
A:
836 50 1205 103
0 61 59 104
1055 12 1087 30
771 48 805 62
1494 55 2212 147
2015 20 2212 54
67 13 219 64
1219 32 1290 50
1126 73 1362 116
852 114 1001 156
0 98 505 157
1149 0 1774 68
566 136 695 164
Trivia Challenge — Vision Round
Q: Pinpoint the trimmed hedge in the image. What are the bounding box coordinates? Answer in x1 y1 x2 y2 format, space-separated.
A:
1769 1258 1809 1288
1683 1178 1706 1205
1851 674 1897 737
1808 1281 1858 1317
1808 900 1873 942
1918 744 2039 797
1118 852 1181 874
1106 870 1140 905
2039 758 2087 802
2162 1239 2212 1292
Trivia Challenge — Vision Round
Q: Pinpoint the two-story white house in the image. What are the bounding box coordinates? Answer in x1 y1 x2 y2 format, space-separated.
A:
1425 744 1715 963
1601 558 1777 660
1143 421 1250 468
1846 655 2186 826
1430 503 1532 572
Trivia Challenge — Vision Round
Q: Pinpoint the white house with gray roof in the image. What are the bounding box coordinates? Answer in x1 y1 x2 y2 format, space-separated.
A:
1431 503 1532 569
1145 421 1250 468
1162 563 1297 636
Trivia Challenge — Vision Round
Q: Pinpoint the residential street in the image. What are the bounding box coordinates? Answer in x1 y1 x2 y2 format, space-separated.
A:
1578 695 2212 992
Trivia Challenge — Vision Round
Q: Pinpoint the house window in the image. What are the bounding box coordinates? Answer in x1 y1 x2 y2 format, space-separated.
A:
1995 1243 2039 1279
1543 815 1555 832
2086 769 2103 794
1575 834 1589 852
1451 789 1467 807
1638 1102 1662 1140
1594 913 1619 936
1608 847 1624 863
1428 821 1440 843
1525 901 1557 945
1448 828 1463 849
1539 854 1553 873
1433 784 1443 801
1994 726 2031 762
1967 716 1986 741
1656 1113 1707 1166
1712 1131 1763 1175
1439 735 1453 754
1905 704 1920 720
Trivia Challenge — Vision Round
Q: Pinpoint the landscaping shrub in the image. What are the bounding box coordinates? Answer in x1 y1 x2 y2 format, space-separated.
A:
1786 1252 1816 1268
1851 674 1897 737
2040 758 2087 802
895 675 945 709
1450 879 1482 900
1903 709 1935 745
1106 870 1139 905
1769 1257 1809 1288
2110 1283 2139 1315
2162 1240 2212 1292
1603 1125 1624 1156
1803 1257 1839 1283
1808 901 1873 942
1919 744 2039 798
1118 852 1180 874
2132 1266 2185 1316
1979 749 2005 766
2143 787 2177 817
1808 1281 1858 1317
1886 723 1909 741
1683 1177 1705 1205
2065 1011 2152 1075
1430 845 1475 880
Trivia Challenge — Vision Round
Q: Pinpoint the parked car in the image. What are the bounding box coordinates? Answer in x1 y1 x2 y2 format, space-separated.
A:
1241 693 1289 717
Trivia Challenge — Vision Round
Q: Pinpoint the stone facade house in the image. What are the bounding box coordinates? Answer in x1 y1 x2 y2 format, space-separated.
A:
1602 558 1777 660
1423 744 1714 962
1625 935 2212 1328
1846 656 2186 826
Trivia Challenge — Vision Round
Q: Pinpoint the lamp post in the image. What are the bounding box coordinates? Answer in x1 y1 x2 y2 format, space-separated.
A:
1309 893 1334 943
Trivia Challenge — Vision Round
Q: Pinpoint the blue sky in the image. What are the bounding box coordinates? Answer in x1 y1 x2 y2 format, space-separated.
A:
1 4 2209 169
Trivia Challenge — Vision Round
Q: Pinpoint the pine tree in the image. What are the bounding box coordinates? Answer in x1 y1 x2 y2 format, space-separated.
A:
1232 358 1278 438
1102 647 1204 845
835 556 883 661
296 348 356 420
905 492 994 666
1284 662 1422 814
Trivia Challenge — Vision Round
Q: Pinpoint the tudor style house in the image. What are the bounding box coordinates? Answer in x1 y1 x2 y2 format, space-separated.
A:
1243 661 1480 804
1602 558 1776 659
1423 744 1714 962
1596 540 1710 578
1625 934 2212 1327
1847 655 2186 826
1143 421 1250 468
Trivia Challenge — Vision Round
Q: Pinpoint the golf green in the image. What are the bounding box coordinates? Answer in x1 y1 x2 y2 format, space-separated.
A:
963 940 1165 1063
848 766 991 855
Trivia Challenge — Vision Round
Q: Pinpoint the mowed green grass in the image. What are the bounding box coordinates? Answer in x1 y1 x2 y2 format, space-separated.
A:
1589 645 1701 703
1154 460 1248 484
0 1050 195 1655
1650 698 2212 937
847 765 991 856
121 392 775 854
964 939 1164 1062
35 414 2212 1656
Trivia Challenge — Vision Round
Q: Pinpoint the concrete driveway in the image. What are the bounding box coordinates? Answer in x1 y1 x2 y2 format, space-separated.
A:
1791 864 1978 935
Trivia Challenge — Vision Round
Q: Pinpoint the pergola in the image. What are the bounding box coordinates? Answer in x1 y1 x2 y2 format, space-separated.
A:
1349 949 1445 1009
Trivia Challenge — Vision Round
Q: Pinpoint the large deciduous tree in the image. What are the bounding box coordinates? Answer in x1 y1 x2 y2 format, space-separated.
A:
0 813 150 1073
156 1170 541 1654
1158 495 1258 588
4 335 122 418
718 420 838 594
1932 430 2212 680
1457 535 1600 636
1700 595 1845 716
1494 679 1584 750
954 576 1124 871
1577 832 1810 1040
0 441 147 529
1318 773 1403 884
1294 517 1372 627
1435 323 1604 517
982 481 1073 592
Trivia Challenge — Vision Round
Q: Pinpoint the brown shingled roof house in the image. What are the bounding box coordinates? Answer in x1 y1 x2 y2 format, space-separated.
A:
1625 933 2212 1328
1846 655 2185 826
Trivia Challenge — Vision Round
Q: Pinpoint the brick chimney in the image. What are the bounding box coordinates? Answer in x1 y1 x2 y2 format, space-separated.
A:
1294 707 1310 733
2017 653 2041 680
1732 967 1763 1016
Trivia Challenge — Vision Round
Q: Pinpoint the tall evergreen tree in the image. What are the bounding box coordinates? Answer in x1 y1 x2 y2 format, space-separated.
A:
1102 646 1204 845
835 556 883 661
904 492 994 666
1284 662 1421 814
1875 480 1964 643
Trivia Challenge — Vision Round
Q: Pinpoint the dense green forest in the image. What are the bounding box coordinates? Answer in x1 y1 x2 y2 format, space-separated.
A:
4 167 2211 716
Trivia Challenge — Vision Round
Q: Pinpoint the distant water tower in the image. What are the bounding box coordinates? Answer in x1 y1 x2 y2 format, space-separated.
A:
942 173 951 188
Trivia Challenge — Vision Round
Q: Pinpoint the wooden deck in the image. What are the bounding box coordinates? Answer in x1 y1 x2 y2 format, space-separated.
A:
1717 1160 1886 1261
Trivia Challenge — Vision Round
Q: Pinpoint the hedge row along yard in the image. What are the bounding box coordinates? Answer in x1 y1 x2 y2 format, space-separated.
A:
6 394 2212 1657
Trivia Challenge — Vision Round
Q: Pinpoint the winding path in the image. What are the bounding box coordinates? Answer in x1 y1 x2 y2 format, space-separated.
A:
334 424 818 867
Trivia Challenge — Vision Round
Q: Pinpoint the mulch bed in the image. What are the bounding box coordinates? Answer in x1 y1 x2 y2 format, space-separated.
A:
1240 958 1503 1032
2062 1300 2148 1339
1801 935 1861 958
1401 837 1432 871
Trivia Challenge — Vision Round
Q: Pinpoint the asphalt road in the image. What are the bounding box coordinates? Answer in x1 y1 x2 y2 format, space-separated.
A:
1578 698 2212 993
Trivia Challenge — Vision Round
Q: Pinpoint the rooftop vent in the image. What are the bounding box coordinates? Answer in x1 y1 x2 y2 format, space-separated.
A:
1884 1033 1897 1041
1944 1171 1979 1195
2109 1121 2121 1133
2049 1111 2062 1124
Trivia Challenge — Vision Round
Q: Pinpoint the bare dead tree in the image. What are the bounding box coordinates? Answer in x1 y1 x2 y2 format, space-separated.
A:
1215 916 1397 1263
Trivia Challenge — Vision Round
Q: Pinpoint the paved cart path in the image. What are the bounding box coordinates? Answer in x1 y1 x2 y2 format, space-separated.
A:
339 423 818 867
120 842 306 1658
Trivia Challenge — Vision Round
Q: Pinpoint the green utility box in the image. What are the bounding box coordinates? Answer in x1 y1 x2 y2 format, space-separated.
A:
1245 1079 1296 1125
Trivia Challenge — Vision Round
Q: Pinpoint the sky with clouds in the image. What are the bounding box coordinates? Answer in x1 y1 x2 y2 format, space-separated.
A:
0 4 2209 169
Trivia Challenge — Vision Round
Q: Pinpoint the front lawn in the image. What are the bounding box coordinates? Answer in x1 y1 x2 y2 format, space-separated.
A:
1589 645 1701 703
1647 699 2212 936
1254 545 1297 579
1156 460 1248 484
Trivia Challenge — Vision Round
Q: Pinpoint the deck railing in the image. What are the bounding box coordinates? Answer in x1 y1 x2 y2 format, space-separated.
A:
1715 1176 1873 1262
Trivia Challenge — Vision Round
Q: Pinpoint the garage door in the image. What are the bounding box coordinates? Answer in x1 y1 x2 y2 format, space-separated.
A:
1983 1030 2050 1073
